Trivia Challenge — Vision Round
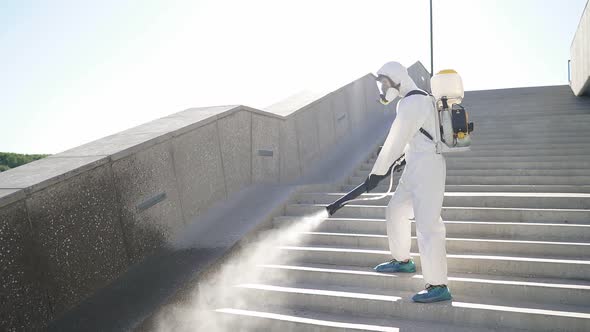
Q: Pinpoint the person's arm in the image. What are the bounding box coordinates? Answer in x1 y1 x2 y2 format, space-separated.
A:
370 97 429 176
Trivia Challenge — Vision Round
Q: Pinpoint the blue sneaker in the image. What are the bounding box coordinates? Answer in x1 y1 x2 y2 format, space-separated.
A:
412 284 452 303
373 259 416 273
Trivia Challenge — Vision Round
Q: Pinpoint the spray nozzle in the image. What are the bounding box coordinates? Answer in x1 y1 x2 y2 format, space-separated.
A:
326 202 341 216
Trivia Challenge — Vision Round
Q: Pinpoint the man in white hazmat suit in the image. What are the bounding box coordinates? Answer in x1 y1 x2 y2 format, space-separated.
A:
366 61 452 303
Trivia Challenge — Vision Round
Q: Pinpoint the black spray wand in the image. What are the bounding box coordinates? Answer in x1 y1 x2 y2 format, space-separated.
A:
326 156 406 216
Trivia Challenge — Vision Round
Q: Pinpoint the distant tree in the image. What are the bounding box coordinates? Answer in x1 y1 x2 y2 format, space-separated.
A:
0 152 50 171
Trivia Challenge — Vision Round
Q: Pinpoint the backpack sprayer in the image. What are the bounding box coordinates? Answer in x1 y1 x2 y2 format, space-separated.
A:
430 69 474 153
326 155 406 216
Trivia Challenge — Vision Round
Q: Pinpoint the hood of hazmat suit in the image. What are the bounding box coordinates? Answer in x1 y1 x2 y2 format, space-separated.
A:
371 62 437 176
376 61 419 98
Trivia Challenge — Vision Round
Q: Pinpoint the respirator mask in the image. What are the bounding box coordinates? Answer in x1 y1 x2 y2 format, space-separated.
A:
376 75 400 105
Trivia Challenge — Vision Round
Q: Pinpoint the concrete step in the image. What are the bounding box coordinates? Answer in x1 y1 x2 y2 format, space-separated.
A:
360 161 590 171
469 102 590 109
477 110 590 115
371 138 590 150
367 150 590 162
295 192 590 209
474 131 590 138
472 115 590 123
446 160 590 170
285 204 590 223
468 142 590 150
473 118 590 124
471 105 590 111
474 113 590 119
474 116 590 124
355 168 590 178
467 104 590 112
473 129 590 135
462 148 590 157
468 106 590 113
465 91 584 99
474 123 590 130
350 174 590 185
232 282 590 332
472 136 590 144
472 132 590 139
273 217 590 242
276 246 590 280
214 307 401 332
369 155 590 163
213 306 500 332
292 231 590 259
215 302 524 332
257 263 590 308
366 155 590 168
473 130 590 137
470 102 590 108
446 169 590 176
368 143 590 157
341 183 590 193
469 111 590 119
474 123 590 131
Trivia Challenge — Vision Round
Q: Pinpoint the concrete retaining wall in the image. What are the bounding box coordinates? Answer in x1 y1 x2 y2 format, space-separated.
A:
0 61 428 330
571 0 590 96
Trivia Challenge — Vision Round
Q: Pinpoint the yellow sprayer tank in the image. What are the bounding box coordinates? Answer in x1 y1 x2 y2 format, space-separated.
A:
431 69 464 104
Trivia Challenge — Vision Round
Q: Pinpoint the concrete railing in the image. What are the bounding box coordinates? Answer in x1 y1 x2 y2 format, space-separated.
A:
570 0 590 96
0 61 429 329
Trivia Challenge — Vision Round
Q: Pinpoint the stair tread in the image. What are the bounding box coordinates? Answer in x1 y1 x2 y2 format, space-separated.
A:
277 245 590 265
299 192 590 198
275 216 590 227
298 231 590 246
235 282 590 317
288 202 590 212
215 306 516 332
216 307 400 332
258 263 590 289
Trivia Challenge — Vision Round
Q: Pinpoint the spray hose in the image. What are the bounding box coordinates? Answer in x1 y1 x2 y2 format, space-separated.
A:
326 156 405 216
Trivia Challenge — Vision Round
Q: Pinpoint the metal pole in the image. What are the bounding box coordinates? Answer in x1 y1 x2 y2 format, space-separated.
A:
430 0 434 77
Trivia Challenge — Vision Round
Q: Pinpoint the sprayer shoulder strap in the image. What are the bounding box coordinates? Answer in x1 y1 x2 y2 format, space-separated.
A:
404 90 434 142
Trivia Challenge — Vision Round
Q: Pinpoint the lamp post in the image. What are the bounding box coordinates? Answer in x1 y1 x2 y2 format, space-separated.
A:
430 0 434 77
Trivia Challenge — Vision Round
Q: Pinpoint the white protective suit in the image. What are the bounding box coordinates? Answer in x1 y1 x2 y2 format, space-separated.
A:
371 62 448 285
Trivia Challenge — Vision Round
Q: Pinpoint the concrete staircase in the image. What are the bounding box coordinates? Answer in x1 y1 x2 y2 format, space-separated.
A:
211 86 590 331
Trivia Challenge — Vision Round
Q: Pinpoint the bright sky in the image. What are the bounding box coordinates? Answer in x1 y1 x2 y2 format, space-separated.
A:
1 0 586 154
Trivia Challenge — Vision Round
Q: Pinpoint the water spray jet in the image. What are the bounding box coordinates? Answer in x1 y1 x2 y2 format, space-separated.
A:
155 155 405 331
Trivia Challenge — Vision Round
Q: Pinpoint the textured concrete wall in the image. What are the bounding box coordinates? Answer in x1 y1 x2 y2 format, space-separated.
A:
217 111 253 193
278 119 301 182
571 1 590 96
0 200 51 331
111 140 184 264
27 164 128 315
0 61 427 329
252 114 281 183
171 121 227 227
